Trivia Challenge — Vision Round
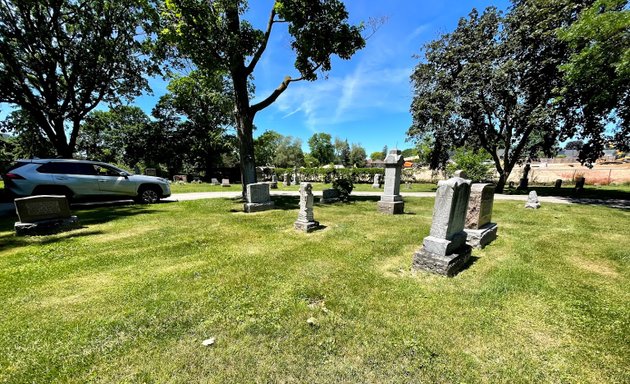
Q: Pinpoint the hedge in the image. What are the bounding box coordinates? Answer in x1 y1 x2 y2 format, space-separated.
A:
273 167 385 183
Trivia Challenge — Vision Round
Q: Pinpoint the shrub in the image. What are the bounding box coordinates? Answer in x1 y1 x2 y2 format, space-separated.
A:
446 148 493 182
332 176 354 201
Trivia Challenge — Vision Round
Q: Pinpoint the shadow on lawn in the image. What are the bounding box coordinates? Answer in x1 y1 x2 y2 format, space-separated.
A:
0 203 166 250
504 185 630 200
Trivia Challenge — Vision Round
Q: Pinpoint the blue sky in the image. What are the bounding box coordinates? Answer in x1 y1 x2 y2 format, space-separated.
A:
3 0 512 155
133 0 513 155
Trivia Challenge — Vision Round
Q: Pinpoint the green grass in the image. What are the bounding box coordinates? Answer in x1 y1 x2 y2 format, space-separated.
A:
0 197 628 383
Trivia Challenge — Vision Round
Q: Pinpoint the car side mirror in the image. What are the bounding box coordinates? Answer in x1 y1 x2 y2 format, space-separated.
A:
119 172 129 178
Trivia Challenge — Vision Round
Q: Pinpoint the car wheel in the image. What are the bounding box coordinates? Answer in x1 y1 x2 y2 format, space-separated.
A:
32 186 74 203
136 185 161 204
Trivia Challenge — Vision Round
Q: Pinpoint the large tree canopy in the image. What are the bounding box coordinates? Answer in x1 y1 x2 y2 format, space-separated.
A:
558 0 630 159
0 0 159 158
159 0 365 191
408 0 595 192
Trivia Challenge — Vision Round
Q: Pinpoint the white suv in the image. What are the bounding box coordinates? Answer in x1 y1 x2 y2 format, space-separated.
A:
3 159 171 204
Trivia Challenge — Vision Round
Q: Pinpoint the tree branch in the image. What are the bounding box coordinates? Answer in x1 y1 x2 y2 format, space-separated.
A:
250 64 322 115
245 6 276 75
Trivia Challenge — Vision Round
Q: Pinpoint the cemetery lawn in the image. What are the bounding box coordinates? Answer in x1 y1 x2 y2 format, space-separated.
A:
0 198 628 383
168 182 438 194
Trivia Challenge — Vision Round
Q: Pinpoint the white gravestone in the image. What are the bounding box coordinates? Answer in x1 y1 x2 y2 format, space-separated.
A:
295 183 320 232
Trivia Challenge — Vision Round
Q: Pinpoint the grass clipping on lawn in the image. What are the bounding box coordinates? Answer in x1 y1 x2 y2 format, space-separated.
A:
0 197 628 383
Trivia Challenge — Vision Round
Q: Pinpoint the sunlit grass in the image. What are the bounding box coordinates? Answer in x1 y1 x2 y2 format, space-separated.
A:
0 197 628 383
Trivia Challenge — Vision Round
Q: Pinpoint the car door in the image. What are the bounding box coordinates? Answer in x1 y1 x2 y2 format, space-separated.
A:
95 164 136 196
49 162 101 197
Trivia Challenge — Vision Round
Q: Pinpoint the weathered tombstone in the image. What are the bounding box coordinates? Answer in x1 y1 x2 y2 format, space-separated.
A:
14 195 79 236
295 183 319 232
211 178 220 186
524 190 541 209
292 167 300 184
377 149 405 214
555 179 562 189
372 174 382 189
144 168 157 176
270 174 278 189
464 183 498 249
173 175 188 183
221 179 231 187
518 163 531 190
412 176 472 276
575 176 586 191
320 188 340 204
283 173 291 187
243 183 274 213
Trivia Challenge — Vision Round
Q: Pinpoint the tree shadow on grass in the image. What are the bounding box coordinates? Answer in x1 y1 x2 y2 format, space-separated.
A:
503 185 630 200
0 229 106 252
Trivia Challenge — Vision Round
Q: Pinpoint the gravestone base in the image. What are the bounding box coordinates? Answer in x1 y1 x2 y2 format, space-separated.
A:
15 216 79 236
320 197 340 204
243 202 274 213
377 200 404 214
465 223 498 249
371 183 381 189
270 182 278 189
294 220 320 233
411 245 471 277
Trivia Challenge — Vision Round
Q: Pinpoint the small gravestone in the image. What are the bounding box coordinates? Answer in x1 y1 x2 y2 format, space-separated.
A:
555 179 562 189
144 168 157 177
525 190 541 209
372 174 382 188
270 175 278 189
295 183 319 232
575 176 586 192
211 178 220 186
283 173 291 187
14 195 79 236
464 183 498 249
292 168 300 184
173 175 187 183
221 179 231 187
412 175 472 276
377 149 405 214
320 188 340 204
518 163 531 190
243 183 274 213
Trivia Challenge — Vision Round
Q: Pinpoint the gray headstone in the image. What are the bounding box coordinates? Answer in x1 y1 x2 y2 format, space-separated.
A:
377 150 404 214
14 195 79 236
464 183 498 249
555 179 562 188
173 175 188 183
372 173 382 188
211 178 220 186
525 190 541 209
320 188 340 204
295 183 319 232
244 183 274 213
144 168 157 176
283 173 291 187
270 174 278 189
412 176 472 276
221 179 231 187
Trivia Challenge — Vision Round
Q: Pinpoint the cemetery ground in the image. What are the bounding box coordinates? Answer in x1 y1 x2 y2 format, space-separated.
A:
0 196 628 383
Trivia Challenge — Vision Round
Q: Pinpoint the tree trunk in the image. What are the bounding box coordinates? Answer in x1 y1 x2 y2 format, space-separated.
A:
235 113 256 196
496 173 507 194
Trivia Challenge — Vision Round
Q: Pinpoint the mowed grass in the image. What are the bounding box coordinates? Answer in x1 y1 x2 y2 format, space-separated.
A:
0 197 628 383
